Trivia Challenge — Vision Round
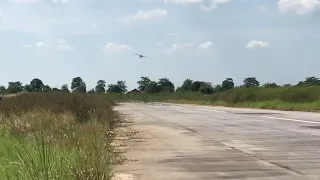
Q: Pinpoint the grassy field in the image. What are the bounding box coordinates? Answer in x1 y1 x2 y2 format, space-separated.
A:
0 92 120 180
104 86 320 112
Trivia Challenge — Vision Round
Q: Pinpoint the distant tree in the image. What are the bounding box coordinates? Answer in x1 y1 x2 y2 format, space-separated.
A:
87 89 95 93
24 84 32 92
95 80 106 93
137 77 152 92
179 78 193 91
263 82 279 88
243 77 260 88
297 76 320 86
73 86 87 93
52 88 60 92
42 85 51 92
30 78 44 92
0 86 6 94
199 82 214 94
191 81 202 92
71 77 86 93
107 81 127 94
283 84 292 87
7 81 23 94
61 84 70 92
221 78 234 91
157 78 175 92
214 84 223 92
145 81 161 93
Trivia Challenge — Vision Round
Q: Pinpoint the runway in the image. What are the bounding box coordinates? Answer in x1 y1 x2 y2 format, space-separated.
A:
114 102 320 180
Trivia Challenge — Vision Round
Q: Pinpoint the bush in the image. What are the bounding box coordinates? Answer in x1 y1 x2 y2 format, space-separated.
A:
105 86 320 111
0 92 119 179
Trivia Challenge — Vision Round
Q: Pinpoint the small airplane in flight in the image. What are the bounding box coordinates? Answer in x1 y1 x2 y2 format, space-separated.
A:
133 52 148 59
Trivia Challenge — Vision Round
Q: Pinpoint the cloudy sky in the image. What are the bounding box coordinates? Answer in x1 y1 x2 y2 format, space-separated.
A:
0 0 319 90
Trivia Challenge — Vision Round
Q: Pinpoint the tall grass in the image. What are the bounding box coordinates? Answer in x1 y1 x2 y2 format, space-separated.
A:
105 86 320 111
0 92 119 180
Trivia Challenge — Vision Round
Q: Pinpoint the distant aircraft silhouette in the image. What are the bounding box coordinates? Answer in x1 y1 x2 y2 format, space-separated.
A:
133 52 148 59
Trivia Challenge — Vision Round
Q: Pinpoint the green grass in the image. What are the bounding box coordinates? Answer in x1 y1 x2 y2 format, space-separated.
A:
0 92 120 180
104 86 320 112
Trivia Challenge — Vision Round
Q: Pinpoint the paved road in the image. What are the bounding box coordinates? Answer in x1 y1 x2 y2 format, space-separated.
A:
115 102 320 180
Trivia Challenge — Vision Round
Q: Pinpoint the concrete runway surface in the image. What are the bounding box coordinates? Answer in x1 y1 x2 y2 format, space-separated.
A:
114 102 320 180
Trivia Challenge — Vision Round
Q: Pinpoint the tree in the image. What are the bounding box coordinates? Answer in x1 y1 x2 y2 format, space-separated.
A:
107 81 127 94
87 89 95 93
297 76 320 86
214 84 223 92
222 78 234 91
7 81 23 94
42 85 51 92
243 77 260 88
157 78 175 92
52 88 60 92
95 80 106 93
137 77 152 92
179 79 193 91
73 86 86 93
30 78 44 92
199 82 214 94
24 84 32 92
145 81 161 93
0 86 6 94
191 81 202 92
263 82 279 88
71 77 86 93
61 84 70 92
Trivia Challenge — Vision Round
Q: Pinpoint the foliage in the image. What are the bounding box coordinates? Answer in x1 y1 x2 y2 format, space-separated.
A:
222 78 234 91
71 77 86 93
107 81 127 94
0 92 119 179
30 78 44 92
95 80 106 93
7 81 23 94
243 77 260 88
1 75 320 111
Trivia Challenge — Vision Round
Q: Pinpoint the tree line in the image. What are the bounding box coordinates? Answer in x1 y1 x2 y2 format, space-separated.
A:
0 76 319 95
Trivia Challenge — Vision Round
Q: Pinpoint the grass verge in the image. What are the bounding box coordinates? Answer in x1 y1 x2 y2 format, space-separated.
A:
0 92 120 180
103 87 320 112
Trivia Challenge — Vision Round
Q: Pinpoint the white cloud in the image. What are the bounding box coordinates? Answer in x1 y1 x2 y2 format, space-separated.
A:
9 0 41 3
198 41 213 49
132 9 168 20
278 0 320 14
91 24 97 28
36 41 47 48
164 0 231 11
200 0 232 11
1 1 119 38
54 39 75 51
246 40 269 49
24 39 75 52
169 41 214 52
105 42 132 52
9 0 69 3
52 0 69 3
164 0 202 5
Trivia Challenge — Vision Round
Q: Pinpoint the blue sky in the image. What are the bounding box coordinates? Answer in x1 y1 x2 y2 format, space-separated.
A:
0 0 320 90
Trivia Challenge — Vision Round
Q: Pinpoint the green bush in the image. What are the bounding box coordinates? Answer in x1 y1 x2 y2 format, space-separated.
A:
0 92 119 180
105 86 320 111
